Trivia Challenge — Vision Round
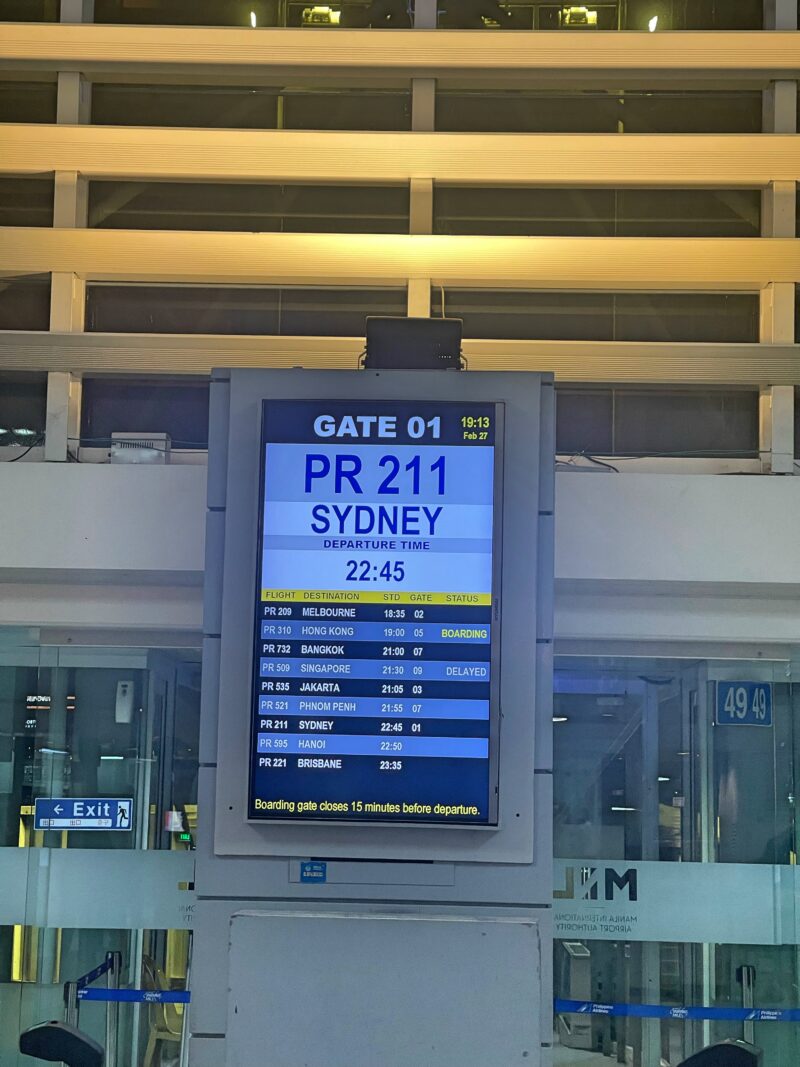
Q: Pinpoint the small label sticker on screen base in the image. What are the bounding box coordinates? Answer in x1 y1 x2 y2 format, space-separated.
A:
299 862 328 883
248 399 503 828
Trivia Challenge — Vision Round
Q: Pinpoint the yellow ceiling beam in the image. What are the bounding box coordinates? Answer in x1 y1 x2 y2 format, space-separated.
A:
1 227 798 289
0 25 798 81
3 124 800 187
0 331 798 384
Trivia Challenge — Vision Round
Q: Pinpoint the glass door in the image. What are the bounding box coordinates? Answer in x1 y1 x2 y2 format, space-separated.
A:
553 654 800 1067
0 632 199 1066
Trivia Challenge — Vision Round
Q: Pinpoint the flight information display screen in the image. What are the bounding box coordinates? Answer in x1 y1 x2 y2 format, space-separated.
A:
248 398 502 825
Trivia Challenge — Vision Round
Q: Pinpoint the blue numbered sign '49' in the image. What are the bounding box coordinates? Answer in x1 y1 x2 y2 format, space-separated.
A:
715 681 772 727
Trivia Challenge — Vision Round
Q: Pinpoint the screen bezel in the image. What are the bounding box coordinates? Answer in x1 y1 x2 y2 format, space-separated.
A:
245 397 505 829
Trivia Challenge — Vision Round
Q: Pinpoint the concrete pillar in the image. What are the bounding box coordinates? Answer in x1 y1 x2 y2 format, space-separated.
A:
409 176 433 234
408 75 436 318
762 81 797 133
408 175 433 317
407 278 432 317
60 0 94 21
56 72 91 125
759 385 794 474
763 0 798 28
759 281 796 343
49 273 86 331
47 59 91 461
412 78 436 131
414 0 438 28
53 171 88 229
761 181 796 241
758 77 796 473
45 372 83 463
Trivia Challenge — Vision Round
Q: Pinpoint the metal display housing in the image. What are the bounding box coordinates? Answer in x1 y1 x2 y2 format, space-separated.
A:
211 369 553 864
225 909 543 1067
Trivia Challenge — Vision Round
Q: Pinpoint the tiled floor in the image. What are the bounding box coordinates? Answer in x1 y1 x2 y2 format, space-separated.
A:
553 1041 673 1067
554 1046 622 1067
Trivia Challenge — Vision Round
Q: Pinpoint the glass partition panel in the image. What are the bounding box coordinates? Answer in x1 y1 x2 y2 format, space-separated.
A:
0 277 51 332
0 630 198 1066
433 187 760 237
0 178 54 229
282 87 411 129
0 373 47 450
0 80 58 124
290 1 411 26
93 0 281 25
86 284 407 335
437 0 763 29
612 387 758 458
92 82 282 128
434 289 760 342
555 386 614 454
93 0 410 26
0 0 59 20
88 181 409 233
436 89 763 134
79 377 210 451
0 642 201 853
554 939 800 1067
555 386 759 459
553 654 800 1065
91 82 411 131
554 656 797 865
0 925 191 1067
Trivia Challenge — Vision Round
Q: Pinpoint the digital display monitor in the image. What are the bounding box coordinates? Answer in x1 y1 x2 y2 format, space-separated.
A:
248 398 502 826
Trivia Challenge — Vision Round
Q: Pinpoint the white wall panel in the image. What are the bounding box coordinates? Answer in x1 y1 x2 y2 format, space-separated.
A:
2 466 800 645
0 581 203 632
556 472 800 588
0 464 206 578
555 591 800 647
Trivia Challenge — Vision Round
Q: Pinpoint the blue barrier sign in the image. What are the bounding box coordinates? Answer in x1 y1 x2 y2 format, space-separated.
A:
78 988 190 1004
300 861 327 884
34 797 133 831
715 682 772 727
555 999 800 1023
76 958 114 989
